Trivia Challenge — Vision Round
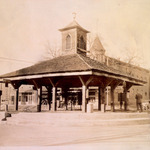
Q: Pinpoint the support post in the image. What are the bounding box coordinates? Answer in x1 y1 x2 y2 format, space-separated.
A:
5 83 9 112
11 82 21 111
98 87 101 111
47 87 52 111
86 88 89 100
79 76 93 113
82 85 86 113
106 87 109 106
110 87 115 112
110 80 122 112
52 87 57 112
124 90 127 111
101 88 106 112
14 88 19 111
34 90 38 105
64 88 68 110
37 87 42 112
59 88 63 108
123 81 127 111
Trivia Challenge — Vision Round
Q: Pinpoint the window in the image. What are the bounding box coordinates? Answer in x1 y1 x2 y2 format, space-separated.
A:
79 36 86 49
11 96 14 104
25 96 28 102
29 94 32 104
66 35 71 50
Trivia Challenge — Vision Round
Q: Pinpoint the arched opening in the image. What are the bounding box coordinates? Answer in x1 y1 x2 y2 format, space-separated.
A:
66 34 71 50
79 36 86 50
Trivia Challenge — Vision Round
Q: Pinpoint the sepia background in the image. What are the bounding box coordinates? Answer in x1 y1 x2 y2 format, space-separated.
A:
0 0 150 76
0 1 150 149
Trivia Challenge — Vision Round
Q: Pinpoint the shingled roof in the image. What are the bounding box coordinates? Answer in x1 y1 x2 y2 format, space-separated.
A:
0 54 87 78
0 54 139 81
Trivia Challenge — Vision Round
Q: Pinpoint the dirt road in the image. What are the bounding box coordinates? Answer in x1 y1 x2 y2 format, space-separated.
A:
0 112 150 149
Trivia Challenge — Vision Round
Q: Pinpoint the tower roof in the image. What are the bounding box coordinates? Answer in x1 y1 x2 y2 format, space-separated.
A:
59 20 89 33
90 36 105 52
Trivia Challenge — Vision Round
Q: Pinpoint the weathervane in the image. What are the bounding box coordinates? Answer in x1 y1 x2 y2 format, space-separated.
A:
72 12 76 20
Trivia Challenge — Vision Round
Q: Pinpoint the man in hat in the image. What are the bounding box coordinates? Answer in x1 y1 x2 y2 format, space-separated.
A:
135 92 143 112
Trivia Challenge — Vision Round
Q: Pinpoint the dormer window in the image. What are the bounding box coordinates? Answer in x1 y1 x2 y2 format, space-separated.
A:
66 35 71 50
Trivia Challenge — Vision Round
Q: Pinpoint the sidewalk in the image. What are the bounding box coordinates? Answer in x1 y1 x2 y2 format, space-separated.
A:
1 110 150 126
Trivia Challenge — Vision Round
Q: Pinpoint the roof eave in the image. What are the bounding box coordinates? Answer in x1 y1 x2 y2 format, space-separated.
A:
1 70 93 81
59 26 90 33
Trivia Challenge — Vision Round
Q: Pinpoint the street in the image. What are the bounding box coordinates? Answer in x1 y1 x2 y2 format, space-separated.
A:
0 112 150 149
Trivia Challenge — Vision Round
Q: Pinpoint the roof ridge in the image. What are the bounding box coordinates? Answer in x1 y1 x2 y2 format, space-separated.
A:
77 54 92 69
59 20 89 33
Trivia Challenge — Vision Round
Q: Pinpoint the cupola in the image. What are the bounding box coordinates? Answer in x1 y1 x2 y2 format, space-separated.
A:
59 19 89 56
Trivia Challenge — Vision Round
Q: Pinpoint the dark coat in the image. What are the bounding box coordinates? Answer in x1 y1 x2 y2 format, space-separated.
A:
135 93 142 104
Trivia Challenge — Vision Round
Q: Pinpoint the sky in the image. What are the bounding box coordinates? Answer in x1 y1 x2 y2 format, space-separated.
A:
0 0 150 75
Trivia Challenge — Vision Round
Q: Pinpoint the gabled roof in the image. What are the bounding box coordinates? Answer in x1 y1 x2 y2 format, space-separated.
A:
59 20 89 33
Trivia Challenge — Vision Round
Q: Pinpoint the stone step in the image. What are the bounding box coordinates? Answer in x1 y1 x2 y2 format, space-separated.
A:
6 111 150 119
2 112 150 126
5 116 150 127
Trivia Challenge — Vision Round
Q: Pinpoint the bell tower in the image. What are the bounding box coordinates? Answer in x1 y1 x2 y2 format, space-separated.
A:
59 16 89 56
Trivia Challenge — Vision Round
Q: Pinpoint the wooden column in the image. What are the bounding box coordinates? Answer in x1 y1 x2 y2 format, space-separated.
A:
37 87 42 112
86 88 90 105
62 88 69 110
98 78 114 112
34 90 38 105
110 80 122 112
47 86 52 111
79 76 93 113
124 90 127 111
82 85 86 113
4 83 9 111
52 87 57 112
59 88 63 108
123 81 132 111
14 88 19 111
98 87 101 111
86 88 89 99
123 81 127 111
110 87 115 112
32 80 42 112
48 78 60 112
45 86 52 110
11 82 21 111
101 87 106 112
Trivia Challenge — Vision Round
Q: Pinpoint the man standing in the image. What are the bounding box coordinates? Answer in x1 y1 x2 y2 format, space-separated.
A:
135 92 143 112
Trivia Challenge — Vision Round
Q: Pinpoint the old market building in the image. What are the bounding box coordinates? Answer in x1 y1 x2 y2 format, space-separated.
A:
0 19 149 112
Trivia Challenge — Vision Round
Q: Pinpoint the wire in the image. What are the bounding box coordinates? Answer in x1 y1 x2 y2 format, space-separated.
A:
0 57 35 64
